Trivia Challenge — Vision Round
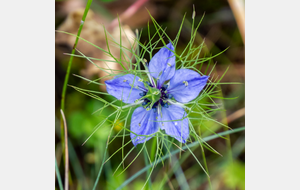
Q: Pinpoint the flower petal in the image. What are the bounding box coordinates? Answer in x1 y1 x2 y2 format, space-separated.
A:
167 69 209 103
130 107 159 146
148 42 176 88
105 74 146 104
158 104 189 143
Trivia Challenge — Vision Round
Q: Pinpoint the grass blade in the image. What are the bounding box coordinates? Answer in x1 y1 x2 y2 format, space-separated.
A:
55 157 64 190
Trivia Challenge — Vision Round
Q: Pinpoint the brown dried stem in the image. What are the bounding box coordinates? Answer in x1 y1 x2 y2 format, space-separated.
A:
60 109 69 190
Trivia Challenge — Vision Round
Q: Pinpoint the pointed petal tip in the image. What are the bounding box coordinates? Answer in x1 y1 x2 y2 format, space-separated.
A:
175 134 188 144
166 42 174 49
202 75 209 81
132 141 138 147
104 77 116 85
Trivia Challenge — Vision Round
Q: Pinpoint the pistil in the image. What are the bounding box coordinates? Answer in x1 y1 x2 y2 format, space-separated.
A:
135 84 161 111
144 86 161 110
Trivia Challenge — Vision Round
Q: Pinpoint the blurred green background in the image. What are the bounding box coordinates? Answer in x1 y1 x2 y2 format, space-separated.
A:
55 0 245 189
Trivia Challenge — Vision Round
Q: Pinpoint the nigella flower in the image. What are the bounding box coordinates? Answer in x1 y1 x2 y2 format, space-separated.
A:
105 43 209 146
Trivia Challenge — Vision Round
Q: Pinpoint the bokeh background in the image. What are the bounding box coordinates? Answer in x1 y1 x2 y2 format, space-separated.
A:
55 0 245 189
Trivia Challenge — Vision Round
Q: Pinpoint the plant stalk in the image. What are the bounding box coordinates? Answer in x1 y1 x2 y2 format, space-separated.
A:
59 0 93 164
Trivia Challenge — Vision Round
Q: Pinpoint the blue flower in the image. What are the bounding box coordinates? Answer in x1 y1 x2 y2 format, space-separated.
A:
105 43 209 146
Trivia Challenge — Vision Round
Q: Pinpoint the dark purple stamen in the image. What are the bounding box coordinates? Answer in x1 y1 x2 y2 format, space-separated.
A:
142 99 150 106
139 91 147 96
143 82 172 110
167 94 173 99
161 84 168 91
146 81 153 87
161 100 169 108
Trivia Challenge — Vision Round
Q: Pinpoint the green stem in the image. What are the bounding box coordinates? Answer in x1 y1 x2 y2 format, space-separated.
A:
150 136 157 162
93 139 109 190
59 0 93 163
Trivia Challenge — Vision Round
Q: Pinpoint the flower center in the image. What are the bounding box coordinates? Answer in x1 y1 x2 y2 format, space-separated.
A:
142 86 161 111
137 81 174 111
146 86 161 103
